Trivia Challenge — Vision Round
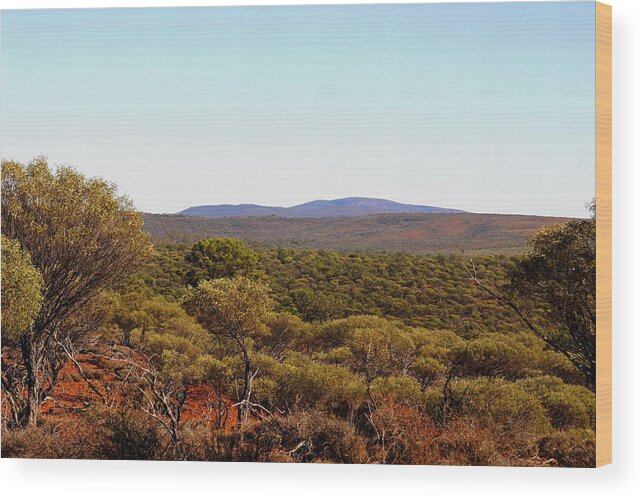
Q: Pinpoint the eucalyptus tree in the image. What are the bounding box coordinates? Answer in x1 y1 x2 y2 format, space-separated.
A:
1 158 152 425
184 276 272 424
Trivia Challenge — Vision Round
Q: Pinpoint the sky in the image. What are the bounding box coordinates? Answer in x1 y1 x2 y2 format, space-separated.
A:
1 2 596 216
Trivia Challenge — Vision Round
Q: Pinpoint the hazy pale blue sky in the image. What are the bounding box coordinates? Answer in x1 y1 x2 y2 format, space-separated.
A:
1 2 595 216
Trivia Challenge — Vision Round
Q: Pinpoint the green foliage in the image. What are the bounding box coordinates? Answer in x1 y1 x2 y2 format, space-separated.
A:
314 315 407 350
114 293 211 348
252 353 367 416
185 238 259 285
410 356 445 389
0 158 598 465
410 328 466 361
290 288 341 322
371 376 423 407
183 276 272 343
1 158 152 427
260 249 522 333
1 158 152 331
118 243 191 300
343 317 415 383
449 378 552 449
2 189 597 464
451 332 578 382
517 376 595 430
508 216 596 385
1 236 43 342
256 312 311 359
452 334 527 379
183 276 273 423
136 245 527 334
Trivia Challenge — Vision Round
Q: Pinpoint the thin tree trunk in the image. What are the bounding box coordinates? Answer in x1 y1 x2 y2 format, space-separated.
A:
19 334 39 427
238 348 251 426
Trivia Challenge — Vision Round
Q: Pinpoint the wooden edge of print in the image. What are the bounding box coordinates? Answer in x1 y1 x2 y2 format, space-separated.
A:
596 1 612 468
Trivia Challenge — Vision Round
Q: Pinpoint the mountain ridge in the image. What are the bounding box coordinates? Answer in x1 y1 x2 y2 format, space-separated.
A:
178 197 466 218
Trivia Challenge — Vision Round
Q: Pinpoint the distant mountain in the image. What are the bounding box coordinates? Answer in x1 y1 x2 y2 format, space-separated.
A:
179 204 285 217
178 197 466 218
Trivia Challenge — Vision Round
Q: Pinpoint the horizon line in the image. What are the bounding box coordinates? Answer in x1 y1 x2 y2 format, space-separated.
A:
146 195 590 219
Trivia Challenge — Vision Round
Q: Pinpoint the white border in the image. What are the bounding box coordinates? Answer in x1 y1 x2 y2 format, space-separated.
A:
1 1 641 498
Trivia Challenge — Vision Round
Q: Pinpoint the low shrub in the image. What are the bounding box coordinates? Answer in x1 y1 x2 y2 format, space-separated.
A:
2 425 65 459
449 378 552 455
181 422 283 462
517 376 595 430
291 411 369 464
429 418 505 466
94 407 163 460
364 399 438 464
538 429 596 467
1 419 102 460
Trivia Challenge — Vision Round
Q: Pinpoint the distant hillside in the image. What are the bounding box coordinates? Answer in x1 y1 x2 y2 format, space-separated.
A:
144 212 572 254
178 197 465 218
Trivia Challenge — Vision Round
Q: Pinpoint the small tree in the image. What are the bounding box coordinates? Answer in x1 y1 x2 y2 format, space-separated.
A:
508 216 596 386
466 202 596 387
184 276 272 424
110 293 225 455
290 288 339 322
348 326 415 395
185 238 259 286
1 158 152 425
257 312 311 359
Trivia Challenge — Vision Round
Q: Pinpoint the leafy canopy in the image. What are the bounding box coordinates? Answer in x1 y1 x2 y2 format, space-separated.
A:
185 238 259 286
508 214 596 385
1 236 43 342
183 276 272 343
1 158 153 334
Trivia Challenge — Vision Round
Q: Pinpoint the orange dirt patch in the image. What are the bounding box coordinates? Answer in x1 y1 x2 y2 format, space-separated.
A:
183 385 239 431
39 353 239 431
41 354 122 417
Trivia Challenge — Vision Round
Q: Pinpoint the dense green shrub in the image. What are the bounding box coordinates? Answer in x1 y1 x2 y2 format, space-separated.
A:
134 245 529 334
450 333 579 383
255 312 312 358
517 376 595 429
254 354 367 416
371 376 423 407
185 237 259 285
449 378 552 452
410 355 445 389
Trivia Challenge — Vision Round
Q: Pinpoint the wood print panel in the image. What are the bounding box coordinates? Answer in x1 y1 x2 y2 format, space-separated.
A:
596 1 612 468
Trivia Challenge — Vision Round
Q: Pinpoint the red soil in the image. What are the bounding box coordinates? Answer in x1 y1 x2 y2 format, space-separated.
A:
38 353 239 431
